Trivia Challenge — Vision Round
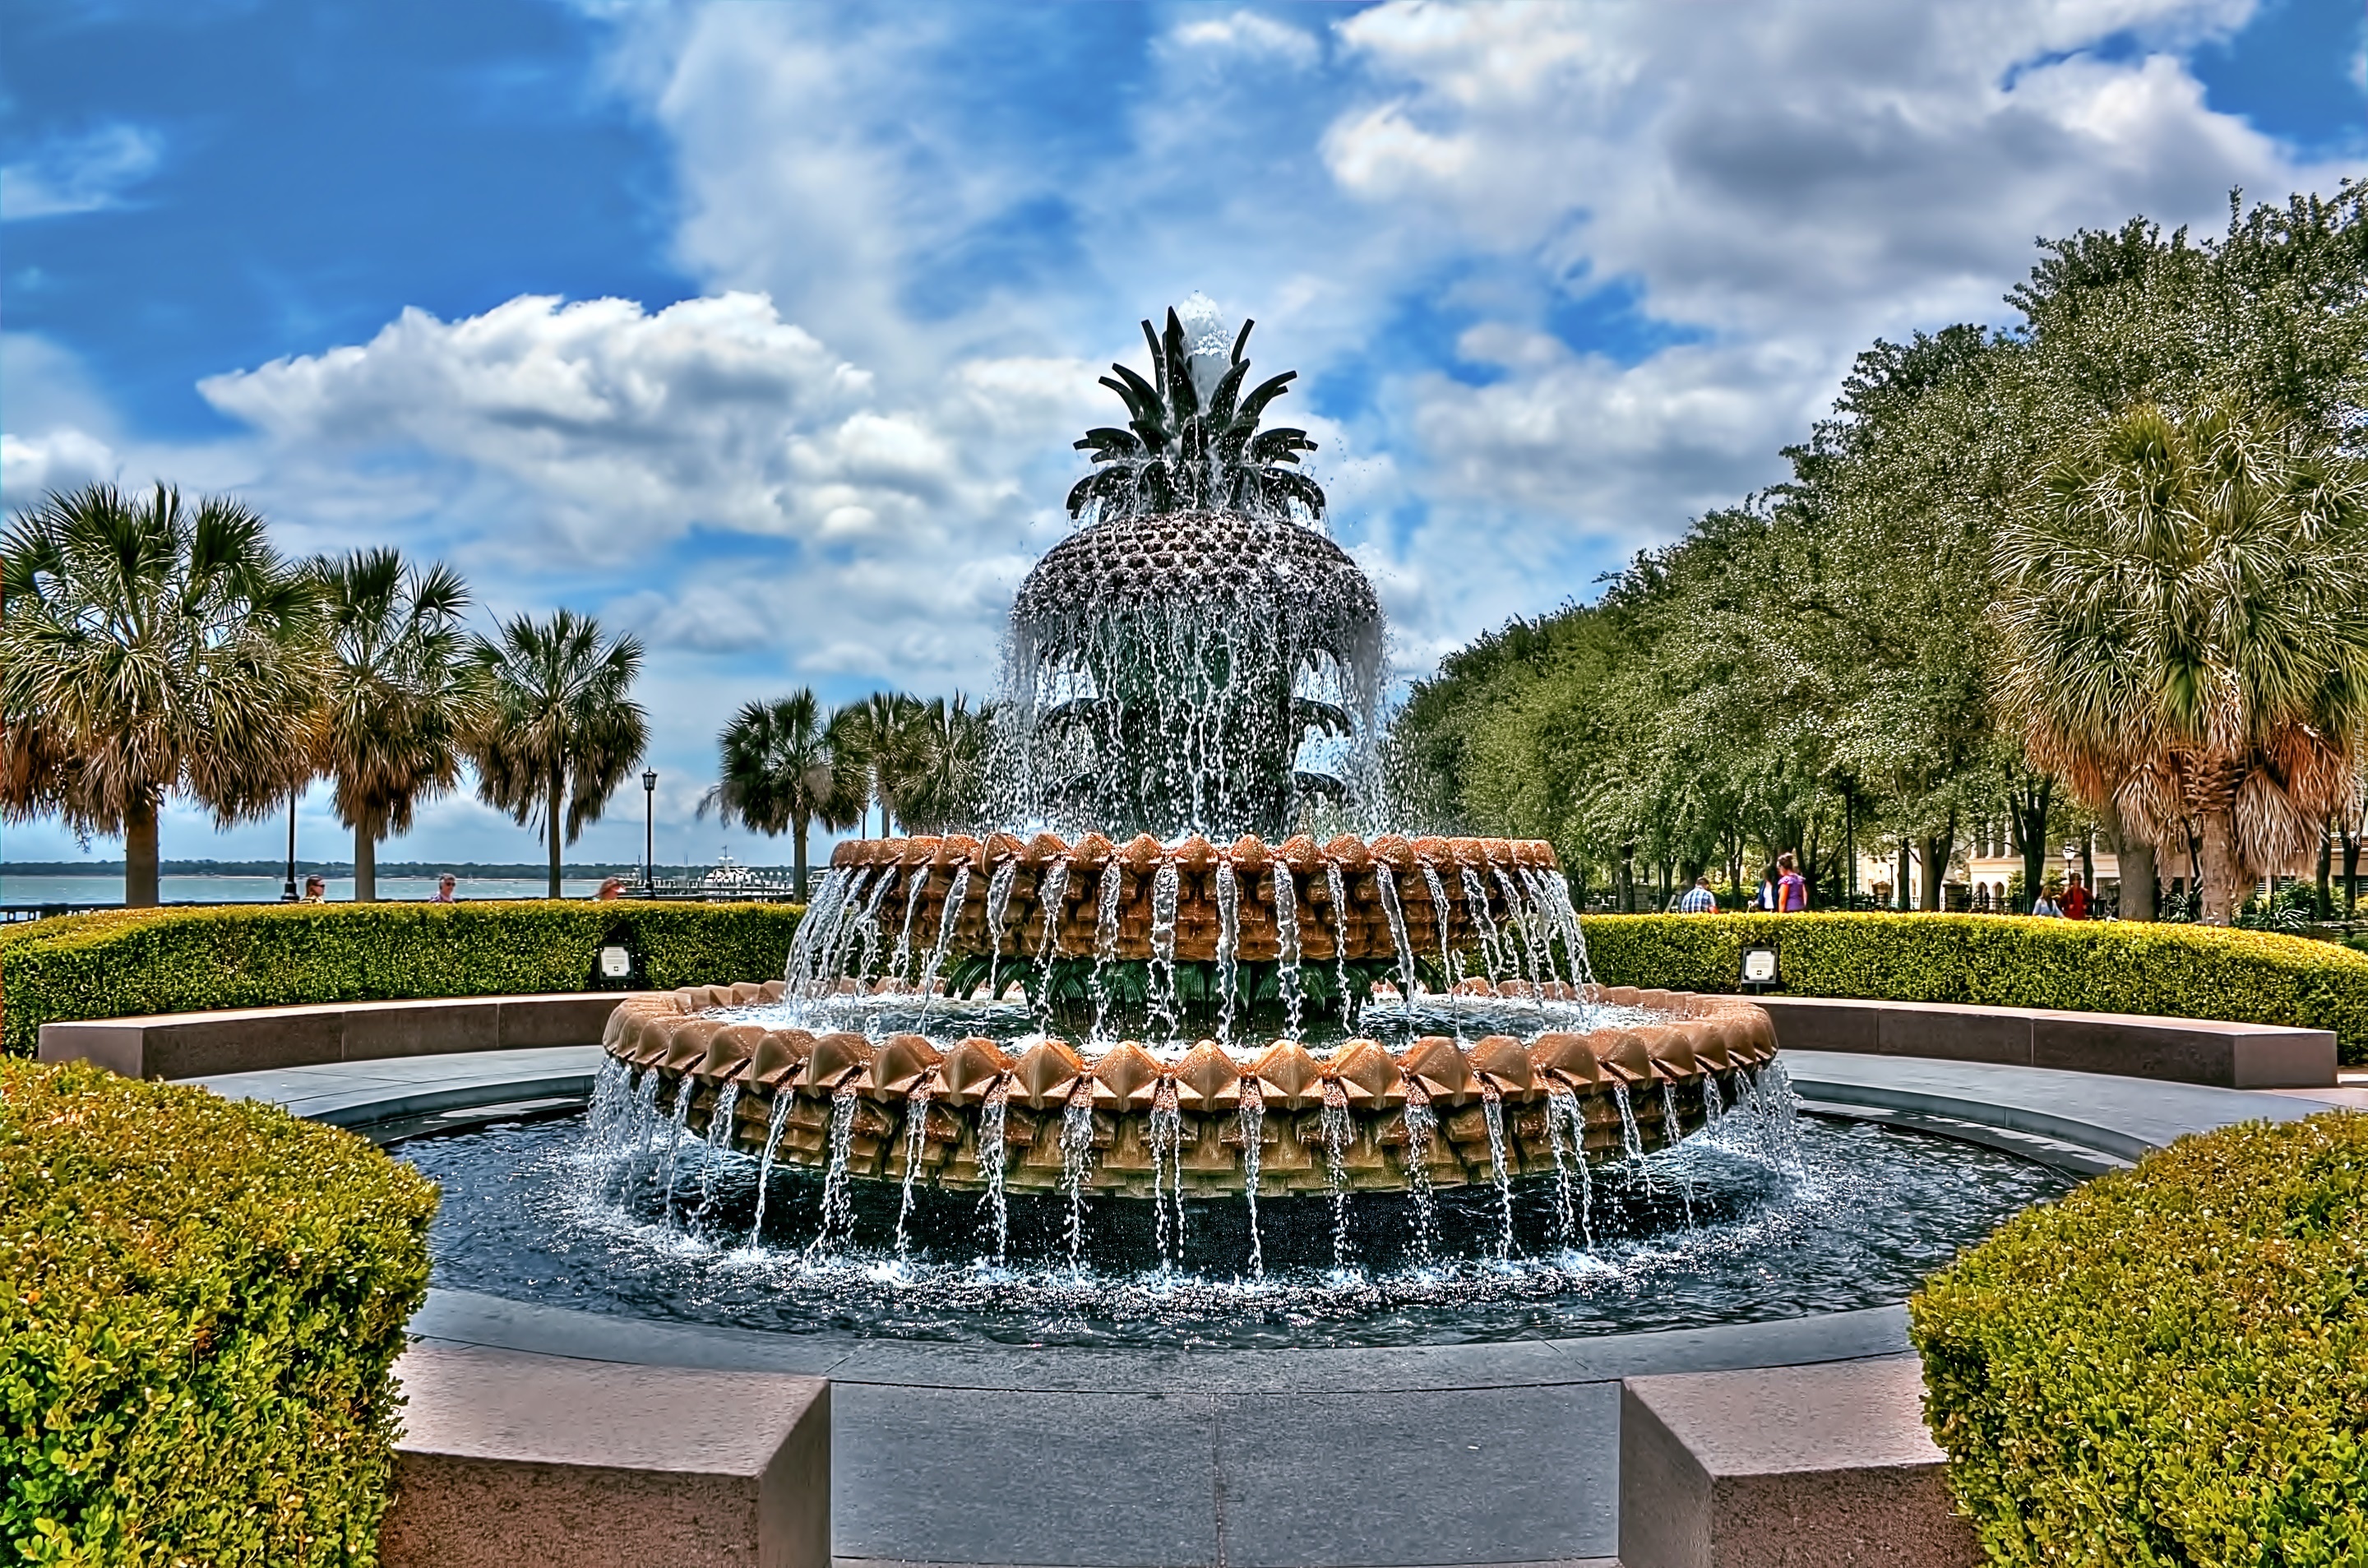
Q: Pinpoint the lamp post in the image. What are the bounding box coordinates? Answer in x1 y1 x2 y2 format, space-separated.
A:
280 790 299 902
642 770 658 895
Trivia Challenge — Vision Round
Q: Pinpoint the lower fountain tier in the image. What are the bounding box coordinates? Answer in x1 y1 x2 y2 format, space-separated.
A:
600 986 1775 1193
821 831 1566 965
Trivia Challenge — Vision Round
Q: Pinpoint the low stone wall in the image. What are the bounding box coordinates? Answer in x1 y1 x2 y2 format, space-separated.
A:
1753 995 2333 1088
37 992 636 1080
383 1344 830 1568
1619 1356 1976 1568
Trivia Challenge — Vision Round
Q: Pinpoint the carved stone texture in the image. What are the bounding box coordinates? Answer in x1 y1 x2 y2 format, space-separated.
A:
823 832 1565 964
599 988 1778 1196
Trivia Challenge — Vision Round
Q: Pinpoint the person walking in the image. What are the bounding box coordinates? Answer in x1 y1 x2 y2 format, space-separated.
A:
595 877 627 900
1677 876 1718 914
300 874 327 903
2061 872 2090 921
2032 882 2065 918
1776 853 1809 913
1753 865 1779 911
432 873 457 904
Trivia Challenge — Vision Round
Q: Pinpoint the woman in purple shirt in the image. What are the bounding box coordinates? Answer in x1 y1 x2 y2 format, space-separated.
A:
1776 852 1809 912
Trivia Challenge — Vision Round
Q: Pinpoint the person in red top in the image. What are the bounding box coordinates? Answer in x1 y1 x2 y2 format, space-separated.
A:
1776 852 1809 912
2060 872 2090 921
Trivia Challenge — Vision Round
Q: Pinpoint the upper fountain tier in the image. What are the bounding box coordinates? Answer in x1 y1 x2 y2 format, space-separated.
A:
1001 306 1385 842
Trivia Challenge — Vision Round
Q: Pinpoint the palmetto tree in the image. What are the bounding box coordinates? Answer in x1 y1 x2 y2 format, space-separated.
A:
899 693 997 835
1996 401 2368 922
827 691 926 837
698 689 854 897
313 548 486 900
468 610 649 899
0 483 323 907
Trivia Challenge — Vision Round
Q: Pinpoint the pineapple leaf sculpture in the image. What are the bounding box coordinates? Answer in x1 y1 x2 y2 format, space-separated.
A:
1066 308 1326 523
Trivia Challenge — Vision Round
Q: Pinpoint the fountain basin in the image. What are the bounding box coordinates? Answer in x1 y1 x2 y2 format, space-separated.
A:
599 986 1776 1196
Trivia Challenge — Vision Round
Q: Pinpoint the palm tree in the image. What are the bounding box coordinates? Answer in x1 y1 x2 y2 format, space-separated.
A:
899 693 998 835
1996 401 2368 922
0 483 323 907
827 691 926 838
313 549 486 900
468 610 649 899
697 690 854 897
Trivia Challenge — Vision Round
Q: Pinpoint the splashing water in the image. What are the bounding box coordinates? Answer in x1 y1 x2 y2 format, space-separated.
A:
1401 1086 1438 1265
1030 859 1070 1031
977 1083 1011 1266
1214 860 1242 1045
1060 1094 1097 1272
747 1090 795 1247
983 859 1020 1001
1494 866 1552 1007
1376 867 1418 1013
1612 1080 1654 1192
915 863 970 1024
1270 865 1304 1040
1148 863 1182 1044
1419 864 1463 1034
895 1084 932 1258
655 1075 696 1227
1238 1081 1266 1279
691 1082 741 1232
1542 1085 1593 1249
1149 1081 1184 1270
807 1084 861 1259
1089 865 1124 1043
1461 866 1506 983
1660 1081 1695 1227
1320 1081 1354 1272
1481 1086 1515 1261
1325 860 1357 1031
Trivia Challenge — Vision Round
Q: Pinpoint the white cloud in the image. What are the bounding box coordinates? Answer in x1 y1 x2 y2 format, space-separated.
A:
1 123 163 220
1169 12 1323 69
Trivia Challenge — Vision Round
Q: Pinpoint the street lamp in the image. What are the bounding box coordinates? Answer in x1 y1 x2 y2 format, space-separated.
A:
643 770 658 895
280 789 299 902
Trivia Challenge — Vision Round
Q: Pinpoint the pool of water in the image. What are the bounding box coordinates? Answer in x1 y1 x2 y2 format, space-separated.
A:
397 1103 2073 1350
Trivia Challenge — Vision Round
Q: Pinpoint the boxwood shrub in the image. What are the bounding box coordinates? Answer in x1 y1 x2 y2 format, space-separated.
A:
1581 912 2368 1063
2 1058 439 1564
0 900 805 1057
1910 1111 2368 1561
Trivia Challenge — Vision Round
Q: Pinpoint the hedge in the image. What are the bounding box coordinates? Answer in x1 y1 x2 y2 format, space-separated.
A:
1910 1112 2368 1562
0 900 806 1057
2 1058 440 1564
1580 912 2368 1064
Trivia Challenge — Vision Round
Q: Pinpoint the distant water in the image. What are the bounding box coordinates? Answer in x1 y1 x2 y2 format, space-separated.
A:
2 874 609 907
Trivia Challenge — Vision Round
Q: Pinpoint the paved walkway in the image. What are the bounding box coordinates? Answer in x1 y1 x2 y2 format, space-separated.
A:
187 1043 2359 1568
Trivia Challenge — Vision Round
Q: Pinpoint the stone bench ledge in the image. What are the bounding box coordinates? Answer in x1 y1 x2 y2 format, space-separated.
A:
1618 1355 1973 1568
37 992 648 1079
1751 994 2333 1088
383 1343 830 1568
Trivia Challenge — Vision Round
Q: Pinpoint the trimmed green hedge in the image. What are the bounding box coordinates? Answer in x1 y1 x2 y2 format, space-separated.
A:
1911 1112 2368 1561
0 900 805 1057
2 1058 439 1564
1581 912 2368 1064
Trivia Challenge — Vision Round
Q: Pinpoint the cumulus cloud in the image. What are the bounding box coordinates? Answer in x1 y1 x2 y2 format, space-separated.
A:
1 123 163 220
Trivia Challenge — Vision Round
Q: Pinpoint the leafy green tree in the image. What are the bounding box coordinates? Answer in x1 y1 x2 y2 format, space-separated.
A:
1996 401 2368 923
312 548 485 900
698 689 853 897
468 610 649 899
0 483 322 906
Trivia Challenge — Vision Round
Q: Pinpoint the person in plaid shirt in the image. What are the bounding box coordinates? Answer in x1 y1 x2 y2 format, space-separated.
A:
1677 876 1718 914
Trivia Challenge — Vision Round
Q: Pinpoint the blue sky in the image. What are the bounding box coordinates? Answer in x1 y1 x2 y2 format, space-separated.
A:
3 0 2363 872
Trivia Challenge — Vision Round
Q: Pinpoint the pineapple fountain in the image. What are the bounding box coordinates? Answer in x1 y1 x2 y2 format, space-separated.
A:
589 299 1786 1276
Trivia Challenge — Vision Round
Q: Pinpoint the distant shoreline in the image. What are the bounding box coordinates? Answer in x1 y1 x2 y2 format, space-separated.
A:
2 859 793 877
